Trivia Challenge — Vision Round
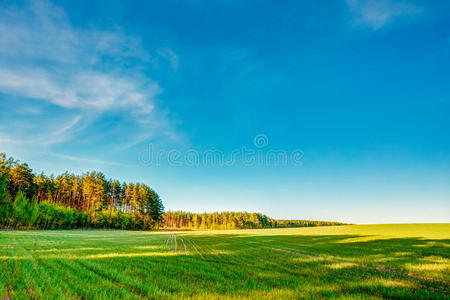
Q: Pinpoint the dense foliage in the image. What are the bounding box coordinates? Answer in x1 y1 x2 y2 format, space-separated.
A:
0 153 164 229
163 211 345 230
163 211 275 229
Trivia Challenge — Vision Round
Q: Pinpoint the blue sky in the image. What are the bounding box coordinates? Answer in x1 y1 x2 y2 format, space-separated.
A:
0 0 449 223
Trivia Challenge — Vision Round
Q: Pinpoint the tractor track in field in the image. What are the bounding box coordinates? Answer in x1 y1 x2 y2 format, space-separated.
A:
265 246 317 259
20 239 70 297
165 235 172 246
23 243 89 298
37 241 128 297
184 237 204 260
181 235 242 279
70 259 148 299
185 236 233 263
49 259 104 298
161 234 174 282
240 240 323 277
180 237 189 255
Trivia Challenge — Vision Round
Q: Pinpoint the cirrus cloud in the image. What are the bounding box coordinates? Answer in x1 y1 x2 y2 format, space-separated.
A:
0 0 177 153
346 0 422 30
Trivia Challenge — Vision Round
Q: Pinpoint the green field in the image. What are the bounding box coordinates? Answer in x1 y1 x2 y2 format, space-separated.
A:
1 224 449 299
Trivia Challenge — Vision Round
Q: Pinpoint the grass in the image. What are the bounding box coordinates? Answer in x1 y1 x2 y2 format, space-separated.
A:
0 224 449 299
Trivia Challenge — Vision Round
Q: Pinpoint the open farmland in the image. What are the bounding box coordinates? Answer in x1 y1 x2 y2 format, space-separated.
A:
1 224 449 299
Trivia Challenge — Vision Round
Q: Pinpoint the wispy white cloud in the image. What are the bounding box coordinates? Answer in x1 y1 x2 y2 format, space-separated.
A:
157 48 180 70
346 0 422 30
40 152 132 167
0 1 154 65
0 115 86 147
0 68 160 112
53 115 83 137
0 0 177 153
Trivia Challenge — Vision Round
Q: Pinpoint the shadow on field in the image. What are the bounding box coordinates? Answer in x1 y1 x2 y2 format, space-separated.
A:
2 232 449 299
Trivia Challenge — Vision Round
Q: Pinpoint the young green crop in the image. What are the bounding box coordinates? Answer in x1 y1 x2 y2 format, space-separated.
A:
1 224 449 299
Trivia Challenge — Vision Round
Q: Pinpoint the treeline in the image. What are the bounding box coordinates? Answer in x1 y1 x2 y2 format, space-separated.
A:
274 219 345 228
0 153 345 231
0 153 164 230
162 211 345 230
163 211 275 229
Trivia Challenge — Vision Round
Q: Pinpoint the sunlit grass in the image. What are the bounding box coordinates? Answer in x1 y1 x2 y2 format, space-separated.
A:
0 224 449 299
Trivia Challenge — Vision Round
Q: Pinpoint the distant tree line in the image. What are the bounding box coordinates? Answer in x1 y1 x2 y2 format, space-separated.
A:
0 153 345 231
0 153 164 230
163 211 275 229
273 219 345 228
162 211 345 230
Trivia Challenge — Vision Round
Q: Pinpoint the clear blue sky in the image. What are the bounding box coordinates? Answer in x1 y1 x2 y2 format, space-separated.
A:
1 0 449 224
